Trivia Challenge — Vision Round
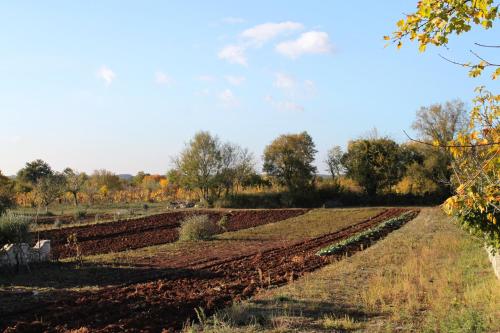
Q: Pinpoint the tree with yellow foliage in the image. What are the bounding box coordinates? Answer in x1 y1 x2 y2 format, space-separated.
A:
388 0 499 250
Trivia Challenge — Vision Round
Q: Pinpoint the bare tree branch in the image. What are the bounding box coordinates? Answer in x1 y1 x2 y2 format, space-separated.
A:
403 130 500 148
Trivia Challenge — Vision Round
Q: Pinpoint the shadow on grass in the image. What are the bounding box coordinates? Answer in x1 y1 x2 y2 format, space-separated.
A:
216 297 383 331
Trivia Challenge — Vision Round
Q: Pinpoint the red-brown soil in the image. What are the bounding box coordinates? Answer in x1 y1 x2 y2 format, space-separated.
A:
4 208 418 333
37 209 309 259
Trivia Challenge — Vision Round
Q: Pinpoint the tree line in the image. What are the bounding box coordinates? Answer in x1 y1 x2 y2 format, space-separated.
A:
0 99 466 212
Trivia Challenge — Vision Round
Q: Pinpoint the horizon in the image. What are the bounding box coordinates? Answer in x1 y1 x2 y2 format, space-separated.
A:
1 1 498 175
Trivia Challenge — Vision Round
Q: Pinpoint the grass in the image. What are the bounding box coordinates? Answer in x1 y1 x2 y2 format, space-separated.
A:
192 208 500 332
12 201 175 231
219 207 384 241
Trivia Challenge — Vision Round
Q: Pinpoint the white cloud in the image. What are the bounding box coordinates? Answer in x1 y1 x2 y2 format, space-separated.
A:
222 17 245 24
218 89 239 108
97 66 115 86
218 45 248 66
241 21 304 46
225 75 246 86
274 72 296 90
265 95 304 112
155 71 174 85
276 31 333 58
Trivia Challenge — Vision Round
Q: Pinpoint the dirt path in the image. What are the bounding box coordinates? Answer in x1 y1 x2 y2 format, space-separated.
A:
38 209 309 259
3 208 418 332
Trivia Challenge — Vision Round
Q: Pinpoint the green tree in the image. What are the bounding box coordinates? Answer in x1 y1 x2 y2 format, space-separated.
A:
325 146 344 184
132 171 149 187
342 138 408 196
63 168 88 206
173 131 255 202
263 131 317 193
174 131 223 201
0 171 15 216
34 173 66 209
16 159 53 190
90 169 123 191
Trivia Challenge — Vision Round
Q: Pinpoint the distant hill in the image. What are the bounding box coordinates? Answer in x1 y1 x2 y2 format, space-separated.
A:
118 174 133 181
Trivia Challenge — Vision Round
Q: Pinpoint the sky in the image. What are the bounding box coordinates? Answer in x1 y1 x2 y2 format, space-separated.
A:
1 1 499 175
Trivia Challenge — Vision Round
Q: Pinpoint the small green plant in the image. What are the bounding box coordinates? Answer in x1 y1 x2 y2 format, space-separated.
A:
74 210 87 221
53 218 62 228
178 215 217 241
316 211 417 256
217 215 229 231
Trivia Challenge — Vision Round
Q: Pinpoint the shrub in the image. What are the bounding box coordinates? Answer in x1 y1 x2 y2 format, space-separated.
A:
0 213 32 245
74 210 87 221
217 215 229 231
178 215 217 241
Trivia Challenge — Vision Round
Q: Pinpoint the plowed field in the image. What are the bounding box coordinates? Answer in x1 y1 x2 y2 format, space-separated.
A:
38 209 309 259
3 208 419 332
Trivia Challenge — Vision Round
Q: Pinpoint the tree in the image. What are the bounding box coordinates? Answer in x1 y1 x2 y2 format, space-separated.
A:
174 131 223 201
173 131 255 202
385 0 499 79
63 168 88 206
0 171 15 216
342 138 408 196
263 131 317 193
90 170 123 191
325 146 344 183
389 0 499 250
132 171 149 187
16 159 53 190
34 173 66 209
413 100 467 145
216 143 255 196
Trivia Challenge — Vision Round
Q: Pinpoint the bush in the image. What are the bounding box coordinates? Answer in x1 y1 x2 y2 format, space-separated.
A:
178 215 217 241
0 213 32 246
74 210 87 221
217 215 229 231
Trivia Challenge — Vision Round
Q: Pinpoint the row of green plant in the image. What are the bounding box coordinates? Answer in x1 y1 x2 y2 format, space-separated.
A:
316 211 416 256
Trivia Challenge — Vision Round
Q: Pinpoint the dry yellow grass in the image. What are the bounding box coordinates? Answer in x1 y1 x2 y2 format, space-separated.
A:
191 208 500 332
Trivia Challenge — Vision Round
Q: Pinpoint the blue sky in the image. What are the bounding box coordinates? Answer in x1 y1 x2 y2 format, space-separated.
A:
1 1 498 175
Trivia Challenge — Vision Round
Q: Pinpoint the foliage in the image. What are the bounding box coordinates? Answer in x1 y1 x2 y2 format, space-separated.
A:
395 143 450 195
217 215 229 231
63 168 87 206
443 88 500 250
385 0 499 79
16 159 53 190
0 171 16 216
316 211 417 256
263 131 317 193
0 213 32 245
33 172 66 208
173 131 255 203
413 99 468 145
325 145 344 183
178 215 218 241
342 138 411 196
389 0 499 250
